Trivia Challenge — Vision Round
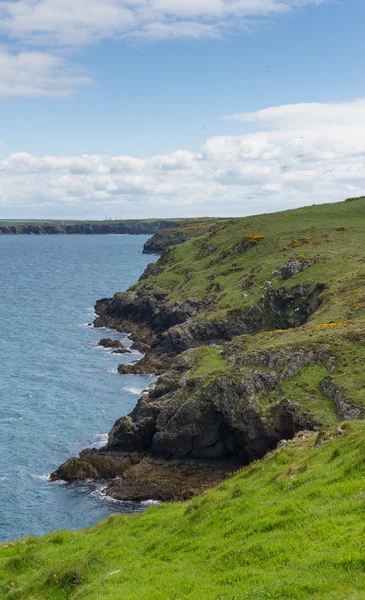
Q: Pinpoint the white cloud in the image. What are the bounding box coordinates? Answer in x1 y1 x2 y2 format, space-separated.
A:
0 0 330 47
0 47 91 98
1 97 365 218
0 0 330 97
225 98 365 129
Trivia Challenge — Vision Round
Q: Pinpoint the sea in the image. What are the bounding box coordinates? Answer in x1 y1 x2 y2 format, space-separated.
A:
0 234 157 542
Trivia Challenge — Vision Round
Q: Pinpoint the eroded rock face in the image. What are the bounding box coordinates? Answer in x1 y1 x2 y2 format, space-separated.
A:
320 377 365 420
53 267 329 498
279 259 313 280
105 344 334 465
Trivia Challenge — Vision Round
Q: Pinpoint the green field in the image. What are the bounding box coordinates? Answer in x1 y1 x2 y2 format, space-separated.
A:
2 421 365 599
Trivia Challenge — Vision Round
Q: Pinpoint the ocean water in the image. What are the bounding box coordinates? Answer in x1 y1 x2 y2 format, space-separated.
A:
0 234 157 542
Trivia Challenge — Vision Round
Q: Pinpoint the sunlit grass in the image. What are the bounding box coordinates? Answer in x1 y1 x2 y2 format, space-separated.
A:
2 422 365 598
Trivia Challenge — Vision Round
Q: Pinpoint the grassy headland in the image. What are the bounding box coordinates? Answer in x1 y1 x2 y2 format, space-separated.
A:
3 197 365 598
142 219 227 253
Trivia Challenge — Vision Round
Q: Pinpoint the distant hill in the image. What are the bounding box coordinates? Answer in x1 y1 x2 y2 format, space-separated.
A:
0 218 221 236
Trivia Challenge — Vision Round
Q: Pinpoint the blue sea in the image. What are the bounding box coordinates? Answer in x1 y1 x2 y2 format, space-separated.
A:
0 234 157 542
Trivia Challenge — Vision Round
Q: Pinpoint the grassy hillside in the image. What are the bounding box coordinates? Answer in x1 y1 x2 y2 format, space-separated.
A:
2 421 365 599
136 197 365 319
142 219 227 253
4 197 365 599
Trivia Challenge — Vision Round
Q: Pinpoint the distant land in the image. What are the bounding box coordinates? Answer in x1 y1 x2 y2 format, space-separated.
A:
0 218 224 237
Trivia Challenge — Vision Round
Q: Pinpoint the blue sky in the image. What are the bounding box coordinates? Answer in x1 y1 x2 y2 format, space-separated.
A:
0 0 364 219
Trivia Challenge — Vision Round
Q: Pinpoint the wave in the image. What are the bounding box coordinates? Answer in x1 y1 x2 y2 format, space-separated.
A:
91 433 108 448
90 485 160 507
31 473 51 482
123 386 145 396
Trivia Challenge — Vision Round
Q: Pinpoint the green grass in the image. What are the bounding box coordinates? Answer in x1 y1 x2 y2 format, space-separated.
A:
136 196 365 326
261 364 340 426
3 421 365 599
4 198 365 598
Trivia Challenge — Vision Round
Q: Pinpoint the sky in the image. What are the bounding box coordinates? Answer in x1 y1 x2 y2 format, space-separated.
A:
0 0 365 220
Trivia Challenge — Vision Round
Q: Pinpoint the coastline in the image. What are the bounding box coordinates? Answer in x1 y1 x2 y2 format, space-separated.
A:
51 198 365 505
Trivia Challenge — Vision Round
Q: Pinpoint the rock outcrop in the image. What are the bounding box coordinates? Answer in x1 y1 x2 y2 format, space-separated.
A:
98 338 131 353
52 197 365 502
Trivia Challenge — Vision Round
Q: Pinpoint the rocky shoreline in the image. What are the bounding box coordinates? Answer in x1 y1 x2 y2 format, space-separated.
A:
51 202 365 503
51 265 329 500
51 296 242 500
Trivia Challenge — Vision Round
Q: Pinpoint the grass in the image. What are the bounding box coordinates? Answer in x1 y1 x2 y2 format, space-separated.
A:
135 196 365 326
3 421 365 598
4 197 365 598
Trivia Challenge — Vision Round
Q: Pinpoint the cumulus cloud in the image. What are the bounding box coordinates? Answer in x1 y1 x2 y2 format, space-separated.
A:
0 0 330 47
1 97 365 218
0 47 91 97
0 0 330 97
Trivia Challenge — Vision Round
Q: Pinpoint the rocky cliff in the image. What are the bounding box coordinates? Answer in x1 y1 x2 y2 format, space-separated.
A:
0 217 225 236
142 219 226 253
0 219 204 236
52 196 365 500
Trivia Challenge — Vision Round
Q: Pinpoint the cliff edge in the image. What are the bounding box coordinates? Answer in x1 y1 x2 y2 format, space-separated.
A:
52 196 365 500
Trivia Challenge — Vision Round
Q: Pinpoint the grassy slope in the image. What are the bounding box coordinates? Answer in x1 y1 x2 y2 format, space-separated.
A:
143 220 228 252
135 197 365 322
4 198 365 598
133 197 365 426
2 421 365 599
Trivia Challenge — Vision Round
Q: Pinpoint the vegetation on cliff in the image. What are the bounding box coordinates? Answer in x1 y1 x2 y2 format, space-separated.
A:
83 196 365 485
3 198 365 598
2 421 365 599
142 218 226 253
0 218 217 236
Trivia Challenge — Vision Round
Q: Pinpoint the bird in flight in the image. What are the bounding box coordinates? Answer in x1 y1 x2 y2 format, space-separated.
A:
324 169 336 173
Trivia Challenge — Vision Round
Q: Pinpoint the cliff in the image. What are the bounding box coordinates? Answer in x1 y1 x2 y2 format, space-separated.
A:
52 196 365 500
142 219 226 253
4 197 365 598
0 218 217 236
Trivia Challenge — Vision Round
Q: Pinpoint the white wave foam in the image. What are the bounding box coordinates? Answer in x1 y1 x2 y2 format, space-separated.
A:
107 368 118 374
32 473 51 482
0 476 7 481
91 433 108 449
90 485 159 506
123 386 145 396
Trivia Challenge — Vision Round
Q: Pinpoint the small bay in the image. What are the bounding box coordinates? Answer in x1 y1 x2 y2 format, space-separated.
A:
0 234 156 541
